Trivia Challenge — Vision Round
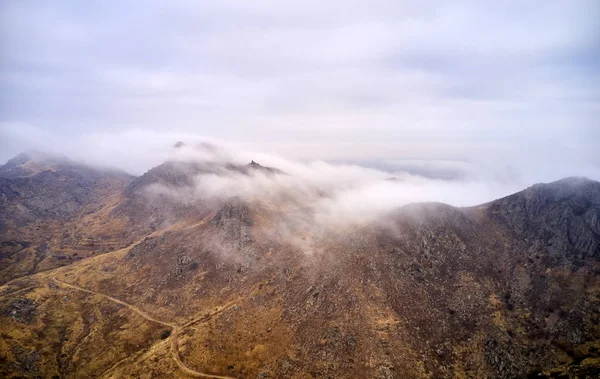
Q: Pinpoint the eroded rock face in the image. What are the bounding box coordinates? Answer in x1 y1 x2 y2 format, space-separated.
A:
212 197 254 250
488 177 600 262
212 197 252 226
4 298 36 324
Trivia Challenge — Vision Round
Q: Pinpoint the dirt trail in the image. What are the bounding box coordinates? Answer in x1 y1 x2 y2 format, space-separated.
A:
53 277 172 327
52 276 238 379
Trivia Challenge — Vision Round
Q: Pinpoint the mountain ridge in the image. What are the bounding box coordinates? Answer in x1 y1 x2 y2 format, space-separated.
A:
1 152 599 378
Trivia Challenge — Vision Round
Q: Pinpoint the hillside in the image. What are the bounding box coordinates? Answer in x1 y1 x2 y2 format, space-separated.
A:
0 153 134 284
1 154 599 378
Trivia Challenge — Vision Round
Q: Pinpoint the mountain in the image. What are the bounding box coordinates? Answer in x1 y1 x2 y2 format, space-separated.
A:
0 152 134 283
0 153 599 379
486 177 600 261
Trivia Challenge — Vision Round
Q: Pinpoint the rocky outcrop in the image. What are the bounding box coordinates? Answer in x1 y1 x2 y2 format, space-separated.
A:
487 177 600 262
4 298 36 324
212 197 255 252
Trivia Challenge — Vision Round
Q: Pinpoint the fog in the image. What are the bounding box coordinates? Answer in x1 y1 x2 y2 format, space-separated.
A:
2 125 600 216
136 139 557 234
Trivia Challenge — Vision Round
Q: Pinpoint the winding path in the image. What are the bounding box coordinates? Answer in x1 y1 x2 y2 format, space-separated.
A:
52 276 238 379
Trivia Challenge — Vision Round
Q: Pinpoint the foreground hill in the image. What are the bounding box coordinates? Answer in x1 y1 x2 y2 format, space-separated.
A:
1 153 599 378
0 153 134 283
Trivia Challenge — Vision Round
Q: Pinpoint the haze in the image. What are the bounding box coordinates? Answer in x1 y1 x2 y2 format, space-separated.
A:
1 1 599 198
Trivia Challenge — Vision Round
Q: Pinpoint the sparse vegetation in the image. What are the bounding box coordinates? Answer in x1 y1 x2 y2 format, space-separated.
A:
160 329 172 339
1 154 599 378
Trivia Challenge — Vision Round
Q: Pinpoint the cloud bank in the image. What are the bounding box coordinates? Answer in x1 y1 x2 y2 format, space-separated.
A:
1 1 598 213
137 140 572 232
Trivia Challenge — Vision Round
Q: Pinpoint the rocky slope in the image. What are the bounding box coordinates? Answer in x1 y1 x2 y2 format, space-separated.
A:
0 152 134 283
0 154 599 378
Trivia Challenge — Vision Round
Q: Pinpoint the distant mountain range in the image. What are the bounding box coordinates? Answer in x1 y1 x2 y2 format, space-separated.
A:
1 152 599 378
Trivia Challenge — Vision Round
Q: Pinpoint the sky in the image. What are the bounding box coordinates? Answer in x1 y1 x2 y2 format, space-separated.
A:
1 1 599 184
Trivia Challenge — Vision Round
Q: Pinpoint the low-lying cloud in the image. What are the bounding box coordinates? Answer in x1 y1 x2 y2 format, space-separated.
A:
142 140 538 234
2 124 599 252
2 126 600 211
